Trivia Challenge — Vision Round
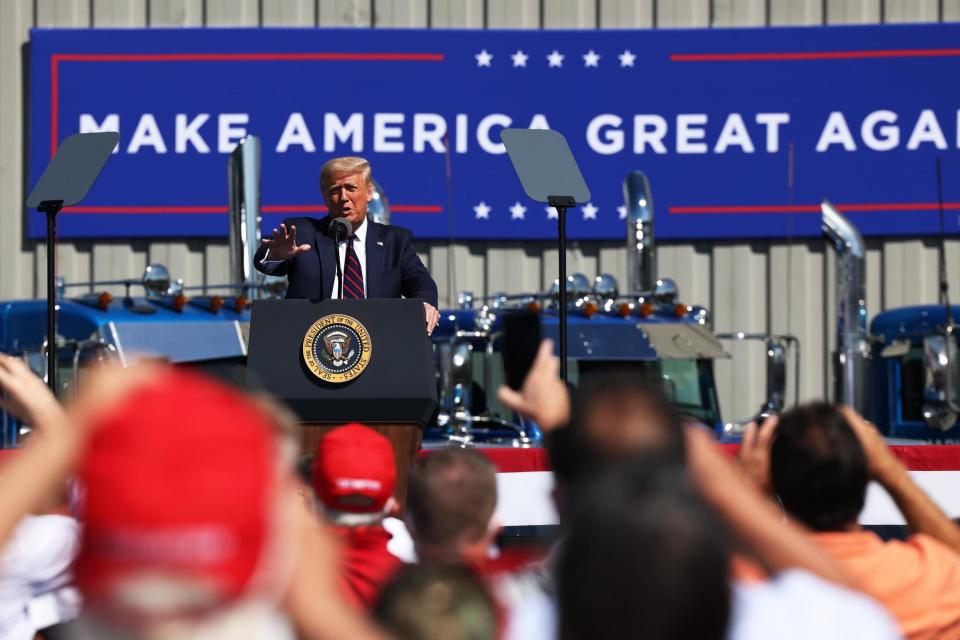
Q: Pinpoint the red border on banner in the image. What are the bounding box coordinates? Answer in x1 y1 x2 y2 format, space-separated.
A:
671 48 960 62
3 445 959 473
670 202 960 215
419 445 960 474
47 51 446 217
50 51 444 158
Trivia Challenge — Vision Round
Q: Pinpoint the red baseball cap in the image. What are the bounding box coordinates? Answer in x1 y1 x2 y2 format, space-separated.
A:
313 423 396 514
74 367 280 617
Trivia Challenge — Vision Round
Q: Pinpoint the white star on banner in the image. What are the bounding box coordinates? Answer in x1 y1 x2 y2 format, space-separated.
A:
510 202 527 220
474 201 491 220
511 49 529 67
582 202 598 220
547 49 565 68
545 206 559 220
617 205 627 220
618 50 637 67
475 49 493 67
582 49 601 67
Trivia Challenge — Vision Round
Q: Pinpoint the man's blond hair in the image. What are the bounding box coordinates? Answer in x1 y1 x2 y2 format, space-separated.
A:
320 157 372 189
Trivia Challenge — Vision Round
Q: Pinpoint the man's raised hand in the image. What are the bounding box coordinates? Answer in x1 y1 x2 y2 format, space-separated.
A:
0 355 67 435
497 339 570 433
261 223 312 261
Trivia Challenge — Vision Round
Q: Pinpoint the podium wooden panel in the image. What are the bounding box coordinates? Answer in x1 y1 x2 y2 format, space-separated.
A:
300 422 422 510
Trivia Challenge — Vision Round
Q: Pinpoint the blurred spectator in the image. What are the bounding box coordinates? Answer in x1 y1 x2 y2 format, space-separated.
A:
0 513 80 640
0 357 387 640
769 403 960 639
373 563 499 640
311 423 403 608
498 340 901 640
70 366 297 638
406 449 498 566
558 461 731 640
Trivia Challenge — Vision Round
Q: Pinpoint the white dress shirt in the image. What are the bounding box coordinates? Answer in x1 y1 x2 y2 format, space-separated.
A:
260 218 368 298
330 218 367 299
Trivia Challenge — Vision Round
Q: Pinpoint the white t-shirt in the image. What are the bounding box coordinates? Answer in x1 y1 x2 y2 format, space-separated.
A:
729 569 903 640
495 564 901 640
0 515 81 640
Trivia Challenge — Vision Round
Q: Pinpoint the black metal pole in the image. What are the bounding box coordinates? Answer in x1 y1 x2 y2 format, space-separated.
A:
42 204 61 393
557 206 568 382
334 245 344 299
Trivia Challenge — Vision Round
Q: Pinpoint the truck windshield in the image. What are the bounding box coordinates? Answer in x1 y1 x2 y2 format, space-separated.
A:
569 358 721 427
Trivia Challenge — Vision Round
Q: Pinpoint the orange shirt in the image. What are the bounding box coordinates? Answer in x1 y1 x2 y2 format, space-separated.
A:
813 530 960 640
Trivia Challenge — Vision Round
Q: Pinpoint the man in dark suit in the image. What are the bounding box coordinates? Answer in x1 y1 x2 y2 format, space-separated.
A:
254 157 440 334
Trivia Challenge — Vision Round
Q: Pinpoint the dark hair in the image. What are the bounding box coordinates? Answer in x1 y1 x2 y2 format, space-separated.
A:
373 563 498 640
770 402 869 531
407 449 497 547
558 460 730 640
550 372 685 495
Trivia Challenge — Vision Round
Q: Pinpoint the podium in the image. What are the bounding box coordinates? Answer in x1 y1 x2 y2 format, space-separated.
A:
247 299 437 507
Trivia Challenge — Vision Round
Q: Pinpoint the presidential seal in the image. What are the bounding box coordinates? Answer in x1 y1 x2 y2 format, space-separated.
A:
302 314 372 383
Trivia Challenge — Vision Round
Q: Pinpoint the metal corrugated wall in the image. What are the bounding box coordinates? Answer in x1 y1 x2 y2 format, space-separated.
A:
2 0 959 422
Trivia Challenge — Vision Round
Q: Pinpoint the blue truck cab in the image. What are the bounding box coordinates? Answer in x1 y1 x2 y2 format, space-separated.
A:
0 269 250 446
428 276 729 444
869 304 960 441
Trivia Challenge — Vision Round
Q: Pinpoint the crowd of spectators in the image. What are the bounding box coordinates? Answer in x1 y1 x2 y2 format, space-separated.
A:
0 339 959 639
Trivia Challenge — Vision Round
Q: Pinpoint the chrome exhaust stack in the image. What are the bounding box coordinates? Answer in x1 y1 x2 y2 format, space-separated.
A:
368 179 391 225
623 171 656 294
822 199 870 414
228 136 264 299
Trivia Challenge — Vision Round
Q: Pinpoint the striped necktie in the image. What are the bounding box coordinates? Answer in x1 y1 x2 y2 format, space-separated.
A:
342 236 365 299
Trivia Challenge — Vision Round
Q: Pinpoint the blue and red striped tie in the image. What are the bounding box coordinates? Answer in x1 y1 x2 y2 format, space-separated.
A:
342 236 365 299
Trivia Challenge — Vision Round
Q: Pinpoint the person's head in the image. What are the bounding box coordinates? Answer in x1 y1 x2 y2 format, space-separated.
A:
373 563 499 640
558 461 731 640
406 449 497 565
770 402 869 531
71 365 297 634
549 372 685 508
312 423 397 526
319 156 374 228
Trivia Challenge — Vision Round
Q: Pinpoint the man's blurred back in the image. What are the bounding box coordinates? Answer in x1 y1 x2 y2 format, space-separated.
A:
558 462 731 640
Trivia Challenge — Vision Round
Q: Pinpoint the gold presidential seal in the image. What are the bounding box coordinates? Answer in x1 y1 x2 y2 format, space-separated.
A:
302 314 372 383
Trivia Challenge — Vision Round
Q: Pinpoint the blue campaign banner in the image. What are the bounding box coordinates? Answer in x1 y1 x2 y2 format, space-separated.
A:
27 24 960 241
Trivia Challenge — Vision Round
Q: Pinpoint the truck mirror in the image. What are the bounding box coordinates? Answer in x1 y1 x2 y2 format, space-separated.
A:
142 263 172 297
922 334 959 430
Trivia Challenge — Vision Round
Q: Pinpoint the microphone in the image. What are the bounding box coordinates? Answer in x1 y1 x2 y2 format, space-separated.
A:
329 217 353 242
328 218 353 299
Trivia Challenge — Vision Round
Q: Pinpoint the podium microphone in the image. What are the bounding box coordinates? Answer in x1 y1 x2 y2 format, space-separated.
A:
329 217 353 242
328 218 353 298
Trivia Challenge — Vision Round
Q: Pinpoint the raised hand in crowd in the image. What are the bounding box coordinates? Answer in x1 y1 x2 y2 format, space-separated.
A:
685 426 853 588
496 339 570 433
0 355 78 549
738 415 779 495
841 406 960 555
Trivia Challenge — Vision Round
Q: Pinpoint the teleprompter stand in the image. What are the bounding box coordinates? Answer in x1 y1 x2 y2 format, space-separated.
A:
26 132 119 392
501 129 591 381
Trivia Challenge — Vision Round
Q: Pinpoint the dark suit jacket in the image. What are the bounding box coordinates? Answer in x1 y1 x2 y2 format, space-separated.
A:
253 216 438 308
